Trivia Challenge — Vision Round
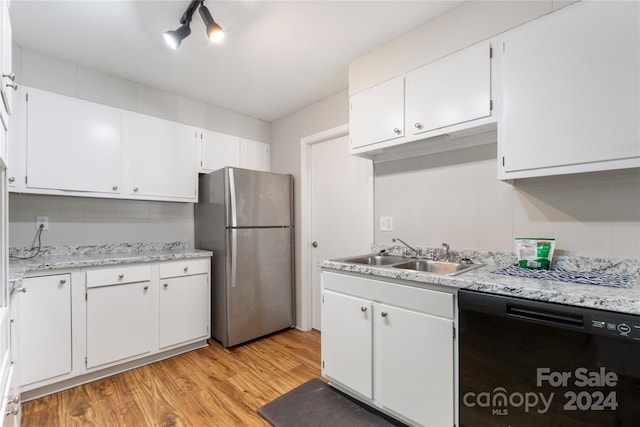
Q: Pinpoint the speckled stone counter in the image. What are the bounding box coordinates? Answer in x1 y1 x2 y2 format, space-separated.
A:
9 241 213 286
320 246 640 316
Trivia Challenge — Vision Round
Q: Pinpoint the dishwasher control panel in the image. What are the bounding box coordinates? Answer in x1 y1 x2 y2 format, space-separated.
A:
590 315 640 342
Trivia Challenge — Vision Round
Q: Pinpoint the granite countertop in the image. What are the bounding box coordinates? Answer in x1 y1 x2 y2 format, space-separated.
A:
319 246 640 316
9 241 213 285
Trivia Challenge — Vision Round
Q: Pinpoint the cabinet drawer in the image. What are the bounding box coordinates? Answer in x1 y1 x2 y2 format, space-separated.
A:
322 271 454 319
159 259 209 279
86 265 151 288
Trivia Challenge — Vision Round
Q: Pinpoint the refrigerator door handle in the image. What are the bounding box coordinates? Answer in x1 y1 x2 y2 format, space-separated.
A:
229 168 237 227
230 229 237 288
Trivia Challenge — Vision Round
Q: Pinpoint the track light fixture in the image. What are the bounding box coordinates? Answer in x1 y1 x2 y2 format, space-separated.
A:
163 0 224 49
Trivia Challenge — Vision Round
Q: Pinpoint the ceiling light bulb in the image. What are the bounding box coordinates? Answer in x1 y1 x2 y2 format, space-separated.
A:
208 26 225 43
163 23 191 49
199 5 225 43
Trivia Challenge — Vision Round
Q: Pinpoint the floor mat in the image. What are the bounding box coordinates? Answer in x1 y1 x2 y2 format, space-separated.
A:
257 378 405 427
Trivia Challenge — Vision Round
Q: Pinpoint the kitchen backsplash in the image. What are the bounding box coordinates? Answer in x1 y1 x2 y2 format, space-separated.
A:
371 244 640 277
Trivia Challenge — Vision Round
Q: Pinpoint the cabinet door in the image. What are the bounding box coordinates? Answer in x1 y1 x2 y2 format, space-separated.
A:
7 86 25 191
0 0 13 125
239 138 270 172
321 290 372 398
25 88 125 194
200 130 239 173
407 40 492 135
377 303 454 427
18 274 72 386
86 281 152 368
129 113 197 200
2 364 20 427
500 1 640 176
159 274 209 349
350 76 404 149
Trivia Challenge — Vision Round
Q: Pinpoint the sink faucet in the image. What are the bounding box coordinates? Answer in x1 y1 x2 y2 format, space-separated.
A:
442 243 451 262
392 237 420 257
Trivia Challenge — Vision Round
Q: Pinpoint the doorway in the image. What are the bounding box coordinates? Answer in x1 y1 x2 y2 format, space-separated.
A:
300 125 373 331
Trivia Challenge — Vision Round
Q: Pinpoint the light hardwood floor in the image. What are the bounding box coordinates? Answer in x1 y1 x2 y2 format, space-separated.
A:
22 329 322 426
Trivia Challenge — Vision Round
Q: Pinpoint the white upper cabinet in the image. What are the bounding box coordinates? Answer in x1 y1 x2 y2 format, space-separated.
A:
26 88 125 194
498 1 640 179
239 138 270 172
406 39 492 136
6 85 25 190
129 112 197 200
9 87 201 202
0 0 13 127
350 76 405 150
199 129 240 173
350 39 496 159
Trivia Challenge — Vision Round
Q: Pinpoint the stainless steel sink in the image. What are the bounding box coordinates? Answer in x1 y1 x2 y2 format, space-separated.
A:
338 255 406 266
335 253 483 275
392 259 483 276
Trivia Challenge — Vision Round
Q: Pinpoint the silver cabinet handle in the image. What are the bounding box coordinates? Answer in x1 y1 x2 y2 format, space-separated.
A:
118 273 124 279
143 285 149 291
163 283 168 288
59 279 66 285
183 266 189 273
17 287 26 294
7 177 15 183
360 306 367 312
393 128 401 134
414 122 423 129
133 187 139 192
381 312 388 318
312 241 318 248
5 82 17 91
112 185 118 191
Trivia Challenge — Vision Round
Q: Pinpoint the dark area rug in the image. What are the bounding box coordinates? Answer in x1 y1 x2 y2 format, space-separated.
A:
257 378 406 427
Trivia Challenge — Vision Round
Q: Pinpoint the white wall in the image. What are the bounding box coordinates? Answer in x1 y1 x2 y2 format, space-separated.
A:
356 0 640 260
349 0 572 95
375 145 640 259
270 89 349 327
9 47 270 248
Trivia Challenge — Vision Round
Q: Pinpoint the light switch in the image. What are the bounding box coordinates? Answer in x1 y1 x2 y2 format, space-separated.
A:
379 216 393 232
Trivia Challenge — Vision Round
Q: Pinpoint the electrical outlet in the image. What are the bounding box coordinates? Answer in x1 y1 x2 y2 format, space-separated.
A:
36 216 49 231
379 216 393 232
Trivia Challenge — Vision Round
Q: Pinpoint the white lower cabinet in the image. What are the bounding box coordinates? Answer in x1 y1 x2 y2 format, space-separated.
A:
17 274 71 388
2 365 19 427
378 303 453 426
322 291 372 398
86 280 153 369
159 259 210 349
15 257 211 401
322 271 454 427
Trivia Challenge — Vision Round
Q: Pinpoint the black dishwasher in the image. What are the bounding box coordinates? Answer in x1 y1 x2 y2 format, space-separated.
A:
458 290 640 427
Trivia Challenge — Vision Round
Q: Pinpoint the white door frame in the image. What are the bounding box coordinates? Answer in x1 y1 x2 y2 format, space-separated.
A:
299 123 350 332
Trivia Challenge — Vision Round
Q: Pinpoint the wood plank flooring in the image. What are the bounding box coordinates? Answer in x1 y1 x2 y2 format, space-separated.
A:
22 329 322 426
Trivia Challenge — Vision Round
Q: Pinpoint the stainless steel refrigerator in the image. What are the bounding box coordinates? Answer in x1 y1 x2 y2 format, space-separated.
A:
195 167 294 347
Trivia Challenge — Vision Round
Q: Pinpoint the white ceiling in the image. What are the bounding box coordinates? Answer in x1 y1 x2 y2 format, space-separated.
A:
10 0 462 122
